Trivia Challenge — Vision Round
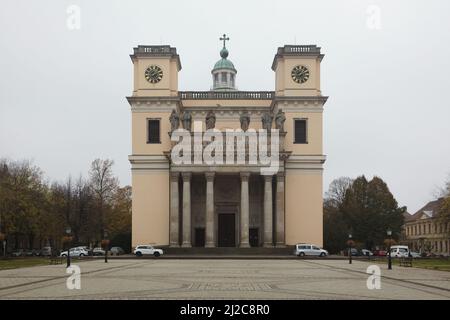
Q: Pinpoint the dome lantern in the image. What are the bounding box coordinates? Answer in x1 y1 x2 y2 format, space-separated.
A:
211 34 237 91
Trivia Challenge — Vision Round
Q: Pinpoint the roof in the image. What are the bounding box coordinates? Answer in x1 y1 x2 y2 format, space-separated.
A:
213 58 236 72
212 47 237 73
407 198 445 222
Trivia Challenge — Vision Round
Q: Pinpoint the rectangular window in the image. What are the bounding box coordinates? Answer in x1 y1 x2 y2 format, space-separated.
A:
147 119 160 144
294 119 307 144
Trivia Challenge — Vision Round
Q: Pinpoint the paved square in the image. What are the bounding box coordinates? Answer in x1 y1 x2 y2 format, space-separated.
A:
0 259 449 299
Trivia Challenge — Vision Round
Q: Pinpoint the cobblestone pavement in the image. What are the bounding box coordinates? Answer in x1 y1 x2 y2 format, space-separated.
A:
0 259 449 299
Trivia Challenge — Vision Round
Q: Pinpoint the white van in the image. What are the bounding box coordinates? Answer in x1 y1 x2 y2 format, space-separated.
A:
294 243 328 257
389 245 410 258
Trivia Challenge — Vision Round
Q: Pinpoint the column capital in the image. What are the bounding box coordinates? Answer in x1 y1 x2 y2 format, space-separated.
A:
182 172 192 181
240 172 251 181
263 174 273 182
205 172 215 182
276 172 285 182
170 172 180 182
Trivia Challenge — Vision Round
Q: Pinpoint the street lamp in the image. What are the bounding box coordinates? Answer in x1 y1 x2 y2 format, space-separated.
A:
103 231 109 263
0 233 6 258
65 227 71 268
387 229 392 270
348 234 353 264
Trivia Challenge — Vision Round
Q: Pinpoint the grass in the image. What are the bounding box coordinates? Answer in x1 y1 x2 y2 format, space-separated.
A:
368 257 450 272
0 257 90 271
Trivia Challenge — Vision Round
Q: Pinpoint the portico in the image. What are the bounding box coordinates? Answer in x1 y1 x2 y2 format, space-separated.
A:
168 169 286 248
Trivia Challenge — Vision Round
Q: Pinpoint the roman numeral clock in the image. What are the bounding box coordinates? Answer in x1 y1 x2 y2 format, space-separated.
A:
145 65 163 83
291 65 310 84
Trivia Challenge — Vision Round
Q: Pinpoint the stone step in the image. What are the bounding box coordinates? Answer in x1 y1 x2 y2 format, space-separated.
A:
163 246 294 255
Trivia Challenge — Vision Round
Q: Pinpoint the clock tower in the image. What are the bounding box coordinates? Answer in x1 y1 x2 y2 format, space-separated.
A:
130 45 181 97
272 45 324 97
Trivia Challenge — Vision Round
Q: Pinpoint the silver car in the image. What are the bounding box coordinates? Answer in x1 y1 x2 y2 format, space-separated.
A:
294 243 328 257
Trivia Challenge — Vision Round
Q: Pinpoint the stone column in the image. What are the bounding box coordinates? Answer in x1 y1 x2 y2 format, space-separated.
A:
263 175 273 247
169 172 180 247
181 172 192 248
205 172 215 248
240 172 251 248
276 173 285 247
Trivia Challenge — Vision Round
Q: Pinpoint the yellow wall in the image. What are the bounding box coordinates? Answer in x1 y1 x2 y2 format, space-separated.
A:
131 171 169 247
285 171 323 246
275 56 321 96
133 58 178 97
132 112 172 154
284 112 323 154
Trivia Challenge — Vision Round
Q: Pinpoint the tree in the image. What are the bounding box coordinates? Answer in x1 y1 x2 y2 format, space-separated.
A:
323 177 353 253
437 174 450 228
89 159 119 240
324 175 405 252
340 176 405 249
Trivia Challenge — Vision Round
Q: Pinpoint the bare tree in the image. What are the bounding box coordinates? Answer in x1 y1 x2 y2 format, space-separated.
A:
325 177 353 208
89 159 118 240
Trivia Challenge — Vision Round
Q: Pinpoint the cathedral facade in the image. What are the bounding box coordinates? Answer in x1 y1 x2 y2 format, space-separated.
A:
127 37 327 249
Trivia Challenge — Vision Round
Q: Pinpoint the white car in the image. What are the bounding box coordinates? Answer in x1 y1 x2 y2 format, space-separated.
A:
60 247 89 257
389 245 410 258
133 245 164 257
361 249 374 256
294 243 328 257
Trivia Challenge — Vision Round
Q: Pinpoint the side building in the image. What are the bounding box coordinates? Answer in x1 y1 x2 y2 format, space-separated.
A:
403 198 449 256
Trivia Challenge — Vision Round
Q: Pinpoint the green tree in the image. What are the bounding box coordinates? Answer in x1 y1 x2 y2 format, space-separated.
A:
340 176 405 249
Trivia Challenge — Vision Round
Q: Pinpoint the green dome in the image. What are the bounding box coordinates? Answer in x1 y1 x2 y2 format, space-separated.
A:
212 46 236 73
212 58 236 72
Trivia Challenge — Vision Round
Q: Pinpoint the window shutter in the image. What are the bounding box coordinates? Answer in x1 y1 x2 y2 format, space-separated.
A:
294 119 307 143
148 120 160 143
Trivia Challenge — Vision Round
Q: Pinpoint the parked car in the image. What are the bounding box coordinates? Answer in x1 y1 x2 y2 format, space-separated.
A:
23 250 36 256
373 249 387 256
409 251 421 258
110 247 125 255
92 247 105 256
60 247 89 257
343 248 360 256
11 249 24 257
389 245 410 258
294 243 328 257
361 249 374 256
133 245 164 257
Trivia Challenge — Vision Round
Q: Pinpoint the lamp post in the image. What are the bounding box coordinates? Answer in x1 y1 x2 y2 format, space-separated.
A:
0 233 6 258
65 227 71 268
103 231 109 263
387 229 392 270
348 234 353 264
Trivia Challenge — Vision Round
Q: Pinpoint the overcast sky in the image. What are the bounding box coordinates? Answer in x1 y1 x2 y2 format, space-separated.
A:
1 0 449 214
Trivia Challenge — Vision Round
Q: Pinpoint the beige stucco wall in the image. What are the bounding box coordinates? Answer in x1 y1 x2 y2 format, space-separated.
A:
284 112 323 154
275 56 321 96
131 171 169 248
182 99 272 108
285 171 323 247
133 58 178 97
132 112 172 154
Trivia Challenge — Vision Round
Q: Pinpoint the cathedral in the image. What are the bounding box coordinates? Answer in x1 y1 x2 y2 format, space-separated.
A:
127 35 327 249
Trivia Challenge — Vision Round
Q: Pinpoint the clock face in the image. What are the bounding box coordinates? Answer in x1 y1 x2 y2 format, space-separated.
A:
144 65 163 83
291 65 310 84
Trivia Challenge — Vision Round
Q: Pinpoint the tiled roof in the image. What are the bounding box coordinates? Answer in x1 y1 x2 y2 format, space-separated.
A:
408 198 445 222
